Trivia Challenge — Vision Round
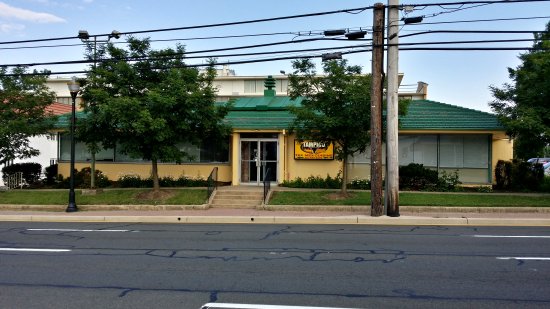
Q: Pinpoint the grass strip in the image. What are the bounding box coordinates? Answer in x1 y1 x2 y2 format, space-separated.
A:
269 191 550 207
0 189 207 205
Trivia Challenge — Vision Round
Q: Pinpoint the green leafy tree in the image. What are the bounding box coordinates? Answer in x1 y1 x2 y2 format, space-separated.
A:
490 22 550 159
80 37 231 191
0 67 55 165
288 59 373 195
74 40 111 189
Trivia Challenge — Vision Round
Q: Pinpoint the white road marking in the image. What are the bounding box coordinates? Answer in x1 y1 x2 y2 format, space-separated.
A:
497 257 550 261
471 235 550 238
27 229 131 232
0 248 71 252
200 304 359 309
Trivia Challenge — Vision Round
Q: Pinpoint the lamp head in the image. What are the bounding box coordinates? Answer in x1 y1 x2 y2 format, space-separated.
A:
109 30 121 40
67 76 80 94
78 30 90 41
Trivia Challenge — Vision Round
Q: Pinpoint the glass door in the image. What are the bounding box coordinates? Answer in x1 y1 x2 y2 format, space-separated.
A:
240 139 277 185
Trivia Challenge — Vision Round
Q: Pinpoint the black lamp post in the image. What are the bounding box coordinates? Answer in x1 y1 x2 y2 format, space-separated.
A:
66 77 80 212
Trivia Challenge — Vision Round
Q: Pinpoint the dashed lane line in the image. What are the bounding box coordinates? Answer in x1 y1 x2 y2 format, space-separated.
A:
26 228 132 232
0 248 71 252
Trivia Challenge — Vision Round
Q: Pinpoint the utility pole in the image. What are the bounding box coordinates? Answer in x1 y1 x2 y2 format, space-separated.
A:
370 3 385 217
386 0 400 217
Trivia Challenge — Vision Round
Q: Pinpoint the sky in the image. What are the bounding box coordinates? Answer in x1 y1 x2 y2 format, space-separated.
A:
1 0 549 112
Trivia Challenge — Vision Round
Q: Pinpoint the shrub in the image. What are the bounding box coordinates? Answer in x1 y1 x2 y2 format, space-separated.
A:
1 162 42 185
494 160 512 190
475 186 493 193
511 160 543 191
437 170 461 192
56 167 111 188
281 174 342 189
118 175 151 188
348 178 370 190
117 174 207 188
493 159 544 191
44 164 58 185
540 176 550 193
77 167 111 188
399 163 439 191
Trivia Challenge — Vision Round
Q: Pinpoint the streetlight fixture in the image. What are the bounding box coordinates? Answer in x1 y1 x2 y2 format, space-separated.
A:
66 76 80 212
78 30 120 189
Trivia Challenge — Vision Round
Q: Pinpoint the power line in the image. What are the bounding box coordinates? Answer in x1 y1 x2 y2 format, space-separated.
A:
0 6 374 46
425 3 494 19
400 30 548 38
2 34 543 68
1 16 545 51
4 44 548 77
0 37 363 67
5 34 541 69
400 0 550 7
0 42 371 68
0 0 546 47
399 15 550 26
0 27 371 51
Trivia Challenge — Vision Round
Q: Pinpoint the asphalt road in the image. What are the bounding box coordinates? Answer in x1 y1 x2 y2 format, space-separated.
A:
1 222 549 309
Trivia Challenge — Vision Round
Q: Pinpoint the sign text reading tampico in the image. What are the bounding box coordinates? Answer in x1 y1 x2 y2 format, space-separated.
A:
294 140 334 160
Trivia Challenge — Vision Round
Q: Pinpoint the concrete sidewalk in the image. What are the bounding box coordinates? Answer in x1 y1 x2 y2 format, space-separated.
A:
1 204 550 226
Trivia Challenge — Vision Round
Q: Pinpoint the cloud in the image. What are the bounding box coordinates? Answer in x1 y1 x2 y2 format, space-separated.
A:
0 2 66 23
0 23 25 33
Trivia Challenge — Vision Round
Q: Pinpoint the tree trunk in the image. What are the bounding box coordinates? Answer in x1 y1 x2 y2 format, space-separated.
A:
151 159 160 192
341 156 348 196
90 151 96 189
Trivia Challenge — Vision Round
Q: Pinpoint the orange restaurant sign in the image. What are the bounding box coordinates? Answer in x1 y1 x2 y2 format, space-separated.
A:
294 140 334 160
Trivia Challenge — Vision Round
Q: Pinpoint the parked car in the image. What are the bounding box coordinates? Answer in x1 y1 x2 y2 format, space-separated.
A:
527 158 550 164
544 162 550 176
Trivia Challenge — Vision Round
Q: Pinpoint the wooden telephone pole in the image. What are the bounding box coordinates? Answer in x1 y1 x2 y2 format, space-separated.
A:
386 0 400 216
370 3 385 217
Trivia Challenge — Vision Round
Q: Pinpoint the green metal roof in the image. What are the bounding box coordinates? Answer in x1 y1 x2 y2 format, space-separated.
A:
54 98 504 132
54 111 86 128
400 100 504 131
225 110 296 130
230 96 302 111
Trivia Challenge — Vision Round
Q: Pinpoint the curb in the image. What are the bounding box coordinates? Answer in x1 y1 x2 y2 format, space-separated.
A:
1 214 550 226
2 204 550 213
0 204 209 211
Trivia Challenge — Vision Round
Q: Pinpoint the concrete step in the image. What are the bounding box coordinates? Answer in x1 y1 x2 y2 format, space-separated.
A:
209 187 265 209
214 193 263 199
211 199 261 205
209 203 258 209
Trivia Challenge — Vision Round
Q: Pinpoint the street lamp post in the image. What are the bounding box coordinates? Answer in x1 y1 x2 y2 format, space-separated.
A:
66 77 80 213
77 30 120 189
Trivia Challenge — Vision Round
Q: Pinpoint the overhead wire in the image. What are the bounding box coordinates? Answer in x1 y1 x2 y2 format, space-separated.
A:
4 32 542 69
4 41 547 77
1 0 548 76
0 36 366 67
399 15 550 27
0 6 374 45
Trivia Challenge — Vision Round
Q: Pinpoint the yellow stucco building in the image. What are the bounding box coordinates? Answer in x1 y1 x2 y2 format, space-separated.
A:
54 76 512 186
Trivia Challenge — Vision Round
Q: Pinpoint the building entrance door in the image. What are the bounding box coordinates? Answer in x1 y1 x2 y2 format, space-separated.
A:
240 139 278 185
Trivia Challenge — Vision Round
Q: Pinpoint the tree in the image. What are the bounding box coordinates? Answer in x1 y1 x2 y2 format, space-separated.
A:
288 59 372 195
0 67 55 165
79 37 231 192
490 22 550 159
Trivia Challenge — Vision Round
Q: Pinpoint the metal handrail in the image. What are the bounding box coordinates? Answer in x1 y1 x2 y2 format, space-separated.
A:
6 172 25 189
263 167 271 204
206 167 218 202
